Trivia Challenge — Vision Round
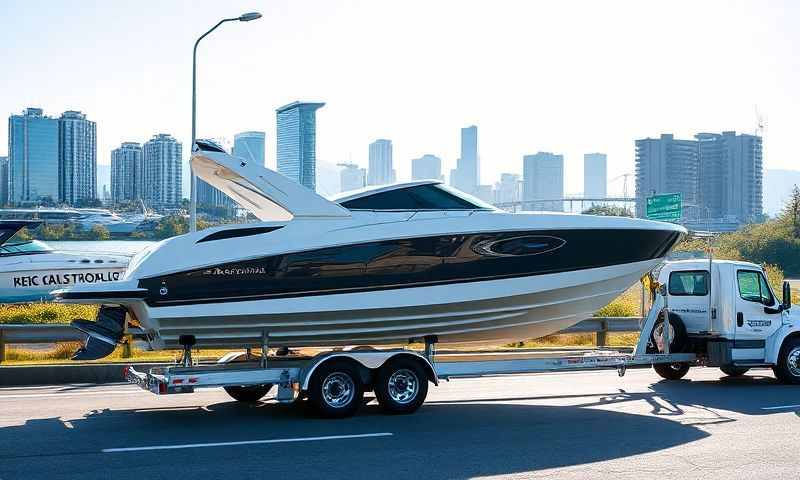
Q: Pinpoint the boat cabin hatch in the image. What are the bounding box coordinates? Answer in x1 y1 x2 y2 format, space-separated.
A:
331 181 499 212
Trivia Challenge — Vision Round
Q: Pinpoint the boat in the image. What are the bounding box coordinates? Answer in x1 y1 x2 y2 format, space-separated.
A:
55 141 685 360
0 220 130 303
0 204 163 237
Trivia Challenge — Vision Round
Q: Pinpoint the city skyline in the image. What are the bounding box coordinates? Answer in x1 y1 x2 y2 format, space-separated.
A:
2 1 798 200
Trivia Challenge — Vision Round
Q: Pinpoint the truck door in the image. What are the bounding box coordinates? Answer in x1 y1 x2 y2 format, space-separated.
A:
733 269 781 362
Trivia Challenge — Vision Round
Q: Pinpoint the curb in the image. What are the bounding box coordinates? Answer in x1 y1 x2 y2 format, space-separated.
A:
0 363 169 387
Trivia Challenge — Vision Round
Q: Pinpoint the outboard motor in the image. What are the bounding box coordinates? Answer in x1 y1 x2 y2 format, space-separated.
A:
71 306 128 360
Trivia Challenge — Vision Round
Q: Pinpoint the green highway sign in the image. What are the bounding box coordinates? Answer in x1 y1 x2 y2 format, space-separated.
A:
646 193 682 222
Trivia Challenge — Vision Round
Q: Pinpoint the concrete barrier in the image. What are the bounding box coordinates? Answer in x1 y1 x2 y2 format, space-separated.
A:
0 362 169 387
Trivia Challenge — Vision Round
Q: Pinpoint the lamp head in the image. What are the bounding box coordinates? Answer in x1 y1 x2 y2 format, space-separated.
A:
239 12 262 22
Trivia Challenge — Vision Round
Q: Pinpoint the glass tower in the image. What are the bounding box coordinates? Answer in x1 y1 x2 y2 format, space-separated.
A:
111 142 143 202
142 134 182 208
59 110 97 204
8 108 59 205
276 102 324 191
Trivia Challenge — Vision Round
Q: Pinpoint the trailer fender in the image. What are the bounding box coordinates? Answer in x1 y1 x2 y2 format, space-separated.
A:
300 350 438 391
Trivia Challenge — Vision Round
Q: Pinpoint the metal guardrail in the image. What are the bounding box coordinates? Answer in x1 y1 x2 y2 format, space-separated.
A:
0 317 644 363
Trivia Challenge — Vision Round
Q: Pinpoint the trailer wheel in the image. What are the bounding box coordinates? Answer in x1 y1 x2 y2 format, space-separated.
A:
374 357 429 415
720 366 750 377
653 362 690 380
307 359 364 418
224 384 273 402
773 337 800 385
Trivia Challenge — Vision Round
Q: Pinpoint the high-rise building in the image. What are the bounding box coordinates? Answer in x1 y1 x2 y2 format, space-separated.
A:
450 126 479 194
634 134 699 218
0 156 7 205
8 108 59 205
583 153 607 198
494 173 521 205
276 101 324 191
474 184 493 204
58 110 96 205
523 152 564 212
110 142 143 203
142 134 182 208
367 139 394 185
233 131 266 165
339 163 366 192
411 154 442 181
696 131 762 223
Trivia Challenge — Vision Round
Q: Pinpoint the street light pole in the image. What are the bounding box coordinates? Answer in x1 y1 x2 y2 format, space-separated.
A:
190 12 262 232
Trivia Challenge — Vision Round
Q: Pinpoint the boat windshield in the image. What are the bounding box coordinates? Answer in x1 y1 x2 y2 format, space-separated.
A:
340 184 499 211
0 240 53 256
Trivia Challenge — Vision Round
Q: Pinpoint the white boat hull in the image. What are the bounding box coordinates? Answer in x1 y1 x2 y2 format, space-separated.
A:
135 258 656 349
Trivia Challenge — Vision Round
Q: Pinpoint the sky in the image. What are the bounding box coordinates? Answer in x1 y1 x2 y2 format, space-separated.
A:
2 0 799 198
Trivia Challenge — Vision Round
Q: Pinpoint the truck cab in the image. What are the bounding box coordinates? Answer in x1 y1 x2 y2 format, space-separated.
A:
656 259 798 381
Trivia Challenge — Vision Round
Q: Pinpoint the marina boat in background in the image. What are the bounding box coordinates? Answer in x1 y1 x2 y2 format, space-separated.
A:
56 141 685 360
0 203 163 237
0 220 129 303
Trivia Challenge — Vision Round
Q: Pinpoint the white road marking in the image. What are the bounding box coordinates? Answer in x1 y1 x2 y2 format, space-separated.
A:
761 404 800 410
102 432 394 453
0 390 142 400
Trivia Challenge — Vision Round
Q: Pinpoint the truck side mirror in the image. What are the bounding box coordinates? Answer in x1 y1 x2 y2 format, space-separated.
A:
783 281 792 310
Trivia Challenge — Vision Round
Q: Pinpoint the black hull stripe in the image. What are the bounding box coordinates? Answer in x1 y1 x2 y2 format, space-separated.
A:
138 229 682 308
138 229 680 306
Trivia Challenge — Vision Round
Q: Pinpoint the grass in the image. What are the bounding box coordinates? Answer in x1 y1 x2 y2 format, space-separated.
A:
0 303 98 325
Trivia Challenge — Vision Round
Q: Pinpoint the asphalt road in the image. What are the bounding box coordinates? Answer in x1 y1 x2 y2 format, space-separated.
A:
1 367 799 480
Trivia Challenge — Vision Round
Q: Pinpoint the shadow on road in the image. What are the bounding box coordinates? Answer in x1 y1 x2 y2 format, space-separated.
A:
0 398 710 479
2 373 799 479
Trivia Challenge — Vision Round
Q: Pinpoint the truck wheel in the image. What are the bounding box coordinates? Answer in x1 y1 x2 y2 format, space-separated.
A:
224 384 273 402
653 362 690 380
307 359 364 418
648 312 688 354
374 357 429 414
773 337 800 385
720 366 750 377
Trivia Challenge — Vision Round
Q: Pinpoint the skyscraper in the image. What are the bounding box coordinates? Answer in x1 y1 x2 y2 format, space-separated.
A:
494 173 521 205
634 134 699 218
339 163 366 192
523 152 564 212
696 131 763 222
0 156 7 205
142 134 182 208
110 142 143 203
58 110 96 205
451 126 479 194
583 153 607 198
233 131 266 165
8 108 59 205
276 101 324 191
411 154 442 181
367 139 394 185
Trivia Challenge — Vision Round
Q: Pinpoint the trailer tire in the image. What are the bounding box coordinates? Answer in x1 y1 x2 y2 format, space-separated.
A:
374 357 429 415
224 384 273 402
307 359 364 418
653 362 690 380
773 337 800 385
720 366 750 377
648 312 688 354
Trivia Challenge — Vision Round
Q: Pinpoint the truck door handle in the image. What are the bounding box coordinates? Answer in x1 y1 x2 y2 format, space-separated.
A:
737 312 744 327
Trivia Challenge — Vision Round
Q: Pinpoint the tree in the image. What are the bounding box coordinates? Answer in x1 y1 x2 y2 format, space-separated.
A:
88 224 111 240
782 185 800 239
582 205 633 217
